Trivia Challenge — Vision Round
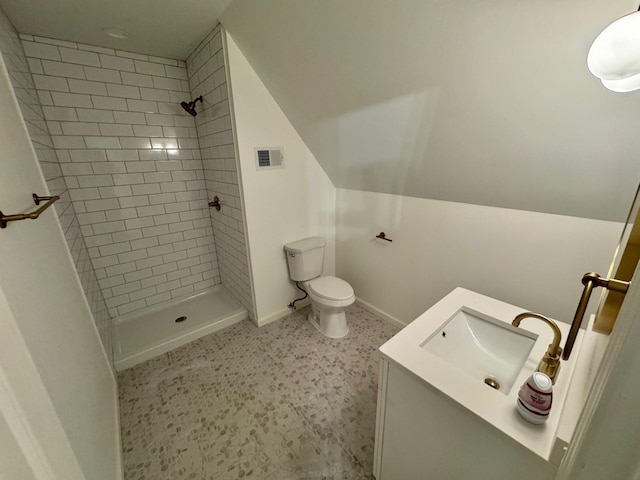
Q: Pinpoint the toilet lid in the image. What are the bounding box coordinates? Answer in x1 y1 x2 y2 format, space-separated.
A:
308 276 354 301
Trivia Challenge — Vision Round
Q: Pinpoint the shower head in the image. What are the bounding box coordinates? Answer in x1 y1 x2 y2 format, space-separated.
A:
180 96 203 116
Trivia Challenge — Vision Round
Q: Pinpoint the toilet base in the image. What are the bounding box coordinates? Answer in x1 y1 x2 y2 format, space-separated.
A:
308 304 349 338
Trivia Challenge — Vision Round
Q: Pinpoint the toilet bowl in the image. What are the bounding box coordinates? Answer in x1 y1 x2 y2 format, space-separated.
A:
305 276 355 338
283 237 356 338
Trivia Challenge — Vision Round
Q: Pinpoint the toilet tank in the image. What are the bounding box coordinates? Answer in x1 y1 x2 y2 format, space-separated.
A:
284 237 326 281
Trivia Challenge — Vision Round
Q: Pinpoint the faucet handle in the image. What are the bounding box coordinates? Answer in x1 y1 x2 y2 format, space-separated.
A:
512 312 563 384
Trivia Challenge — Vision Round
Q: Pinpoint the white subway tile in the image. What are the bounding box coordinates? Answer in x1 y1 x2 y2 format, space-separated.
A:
133 125 162 137
145 292 172 306
134 60 165 77
42 60 85 79
70 149 108 162
118 249 148 264
51 91 92 108
99 185 132 198
129 286 158 302
105 262 137 276
42 106 78 121
151 138 178 149
124 268 153 282
52 135 86 149
77 174 114 188
106 149 139 161
125 217 154 230
32 74 69 92
99 54 135 72
125 162 157 173
136 205 165 217
61 163 92 177
76 108 114 123
131 184 161 195
152 213 180 225
119 137 151 149
112 230 143 243
148 55 178 66
76 211 107 224
22 41 61 60
140 88 170 102
92 220 126 234
113 111 146 124
84 66 122 84
92 162 127 174
61 121 100 136
127 99 158 113
135 256 164 269
145 113 174 126
99 123 133 136
164 65 188 80
59 47 100 67
84 136 121 149
106 208 138 221
160 181 186 193
171 285 194 298
130 237 157 250
106 83 141 99
91 95 128 111
143 172 172 183
27 58 43 74
156 279 181 293
152 262 177 275
113 173 145 185
121 71 153 88
139 150 167 161
117 300 147 316
142 225 169 238
158 232 184 245
69 188 101 201
67 78 107 95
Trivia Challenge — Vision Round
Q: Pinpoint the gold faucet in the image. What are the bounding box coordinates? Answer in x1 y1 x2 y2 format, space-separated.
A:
512 312 562 384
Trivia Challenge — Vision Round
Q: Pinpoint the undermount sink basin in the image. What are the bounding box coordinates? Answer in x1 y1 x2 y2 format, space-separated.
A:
421 307 537 393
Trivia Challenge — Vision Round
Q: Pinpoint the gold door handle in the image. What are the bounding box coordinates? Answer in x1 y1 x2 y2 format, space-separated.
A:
0 193 60 229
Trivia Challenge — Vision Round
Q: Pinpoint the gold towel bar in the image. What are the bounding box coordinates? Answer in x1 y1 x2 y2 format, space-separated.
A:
0 193 60 229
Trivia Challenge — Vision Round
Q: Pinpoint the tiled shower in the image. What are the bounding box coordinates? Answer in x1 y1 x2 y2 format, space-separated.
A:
0 10 255 364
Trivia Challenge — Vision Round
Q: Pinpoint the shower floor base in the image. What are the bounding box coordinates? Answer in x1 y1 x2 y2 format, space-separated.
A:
113 285 248 371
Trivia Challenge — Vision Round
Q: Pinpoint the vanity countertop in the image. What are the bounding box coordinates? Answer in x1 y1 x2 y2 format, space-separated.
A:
379 287 590 462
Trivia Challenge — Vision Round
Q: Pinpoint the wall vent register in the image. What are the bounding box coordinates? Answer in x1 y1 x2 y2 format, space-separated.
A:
255 147 284 169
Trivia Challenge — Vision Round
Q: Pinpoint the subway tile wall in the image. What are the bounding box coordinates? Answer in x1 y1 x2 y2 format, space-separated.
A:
187 26 256 319
0 8 113 363
21 34 221 317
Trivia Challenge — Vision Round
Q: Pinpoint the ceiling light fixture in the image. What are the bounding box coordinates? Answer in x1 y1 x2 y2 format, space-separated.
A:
588 7 640 92
102 27 129 40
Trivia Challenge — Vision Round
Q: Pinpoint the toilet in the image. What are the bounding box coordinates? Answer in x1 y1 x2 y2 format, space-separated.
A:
284 237 355 338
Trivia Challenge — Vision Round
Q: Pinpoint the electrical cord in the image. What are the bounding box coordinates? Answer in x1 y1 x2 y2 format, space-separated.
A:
288 282 308 309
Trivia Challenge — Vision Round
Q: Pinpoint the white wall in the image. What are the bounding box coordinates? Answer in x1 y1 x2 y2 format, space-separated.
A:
225 33 336 325
337 189 623 325
222 0 640 222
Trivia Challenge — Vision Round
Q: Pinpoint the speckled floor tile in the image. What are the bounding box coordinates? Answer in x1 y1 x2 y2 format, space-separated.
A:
118 305 400 480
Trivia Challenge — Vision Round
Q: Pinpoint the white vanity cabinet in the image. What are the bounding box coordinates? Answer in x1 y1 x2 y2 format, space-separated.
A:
372 288 598 480
373 358 556 480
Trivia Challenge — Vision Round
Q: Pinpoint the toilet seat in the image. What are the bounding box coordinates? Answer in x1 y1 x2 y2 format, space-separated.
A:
307 276 354 301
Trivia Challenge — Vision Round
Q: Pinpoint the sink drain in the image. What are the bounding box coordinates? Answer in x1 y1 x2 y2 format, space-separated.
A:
484 377 500 390
175 316 187 323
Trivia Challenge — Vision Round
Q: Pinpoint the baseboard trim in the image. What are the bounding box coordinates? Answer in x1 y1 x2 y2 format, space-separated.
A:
256 299 311 327
355 298 407 329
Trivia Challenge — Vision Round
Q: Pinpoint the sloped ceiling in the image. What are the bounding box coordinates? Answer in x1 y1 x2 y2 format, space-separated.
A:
221 0 640 222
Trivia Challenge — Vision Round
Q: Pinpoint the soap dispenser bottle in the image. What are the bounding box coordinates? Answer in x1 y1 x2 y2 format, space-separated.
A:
516 372 553 424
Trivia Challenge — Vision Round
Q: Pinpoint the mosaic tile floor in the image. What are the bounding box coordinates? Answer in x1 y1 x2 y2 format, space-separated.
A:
118 305 400 479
